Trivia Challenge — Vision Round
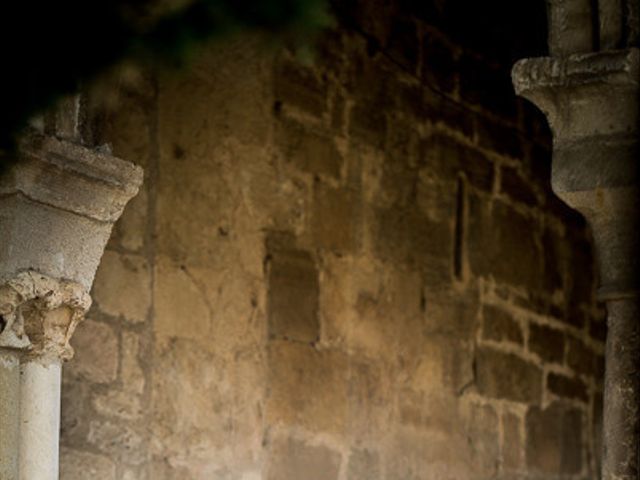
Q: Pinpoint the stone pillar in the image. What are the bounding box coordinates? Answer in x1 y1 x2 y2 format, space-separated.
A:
0 132 143 479
513 48 639 480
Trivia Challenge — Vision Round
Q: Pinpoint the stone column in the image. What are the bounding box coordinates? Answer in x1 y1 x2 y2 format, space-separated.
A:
0 132 143 479
513 48 639 480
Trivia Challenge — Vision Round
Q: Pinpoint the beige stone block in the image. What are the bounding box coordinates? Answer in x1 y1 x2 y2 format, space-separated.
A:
93 390 143 420
502 411 523 470
154 257 210 340
93 250 151 324
60 448 116 480
110 187 148 252
150 338 264 460
384 427 474 480
69 319 118 384
320 256 425 361
465 403 499 476
398 389 461 434
266 341 348 434
408 336 474 395
88 420 147 465
122 331 145 394
267 436 341 480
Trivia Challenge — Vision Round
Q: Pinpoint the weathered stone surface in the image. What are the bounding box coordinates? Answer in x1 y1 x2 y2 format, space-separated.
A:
526 402 583 474
121 331 145 394
566 336 597 377
267 437 341 480
51 13 603 480
60 448 116 480
69 319 118 384
276 120 343 178
528 323 565 364
274 58 327 118
468 197 541 289
502 412 522 470
153 257 210 340
93 390 143 421
88 420 147 465
92 250 151 324
476 347 542 404
466 403 500 475
500 165 539 206
267 244 319 343
481 304 523 344
547 372 588 402
347 448 381 480
266 341 348 434
421 134 494 192
311 183 361 253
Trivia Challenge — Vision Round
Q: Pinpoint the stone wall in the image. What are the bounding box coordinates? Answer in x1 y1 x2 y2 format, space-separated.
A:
59 1 605 479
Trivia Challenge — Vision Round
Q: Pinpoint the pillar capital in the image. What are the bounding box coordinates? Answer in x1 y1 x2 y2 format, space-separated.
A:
0 271 90 363
0 131 143 290
513 48 640 300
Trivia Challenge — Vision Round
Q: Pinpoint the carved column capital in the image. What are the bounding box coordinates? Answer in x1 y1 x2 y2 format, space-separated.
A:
513 48 640 299
0 271 90 362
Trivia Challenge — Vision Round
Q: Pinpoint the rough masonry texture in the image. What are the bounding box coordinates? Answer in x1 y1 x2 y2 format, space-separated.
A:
56 1 605 479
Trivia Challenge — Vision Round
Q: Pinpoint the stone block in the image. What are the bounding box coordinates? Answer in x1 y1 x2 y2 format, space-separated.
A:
69 319 118 384
121 331 145 394
566 336 597 377
346 360 393 439
349 102 387 149
409 336 475 395
93 390 143 421
475 118 524 160
398 389 460 435
425 97 475 138
267 437 341 480
153 257 210 340
274 58 327 118
60 377 91 442
500 165 539 206
467 403 500 475
311 183 361 253
60 448 116 480
276 120 342 179
267 244 319 343
528 323 565 364
374 204 452 270
468 197 541 290
481 304 523 345
566 235 595 309
348 448 381 480
88 420 147 465
109 186 148 252
421 134 494 192
502 412 522 470
266 341 348 434
541 226 567 295
475 347 542 404
92 250 151 324
547 372 588 402
526 402 582 474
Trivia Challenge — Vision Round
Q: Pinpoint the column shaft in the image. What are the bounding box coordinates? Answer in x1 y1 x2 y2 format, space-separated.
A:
602 298 640 479
0 350 20 480
18 361 62 480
